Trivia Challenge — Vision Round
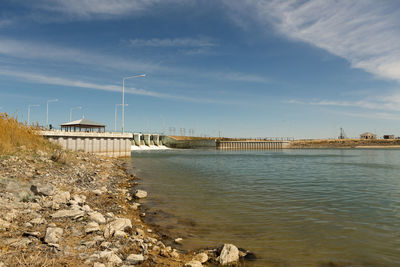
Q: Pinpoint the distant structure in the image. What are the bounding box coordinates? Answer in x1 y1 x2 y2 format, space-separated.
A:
61 118 105 133
338 127 347 139
360 132 376 140
383 134 395 139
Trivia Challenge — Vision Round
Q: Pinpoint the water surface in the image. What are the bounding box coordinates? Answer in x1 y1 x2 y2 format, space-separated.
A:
128 149 400 266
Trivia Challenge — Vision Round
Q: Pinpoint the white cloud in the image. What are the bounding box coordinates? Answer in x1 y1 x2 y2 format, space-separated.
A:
0 37 269 84
225 0 400 82
0 38 159 72
0 19 12 28
130 37 216 47
31 0 189 18
286 92 400 112
0 69 222 103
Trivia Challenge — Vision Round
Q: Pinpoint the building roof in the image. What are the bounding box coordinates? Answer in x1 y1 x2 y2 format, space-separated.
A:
360 132 376 136
61 118 105 127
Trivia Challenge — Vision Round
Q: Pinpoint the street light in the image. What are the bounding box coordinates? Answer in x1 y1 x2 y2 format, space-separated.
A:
46 99 58 128
115 104 128 132
69 106 82 122
122 74 146 133
28 104 40 126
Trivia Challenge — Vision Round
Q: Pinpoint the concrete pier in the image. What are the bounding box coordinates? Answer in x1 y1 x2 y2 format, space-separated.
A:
40 131 133 157
133 133 142 146
216 140 290 150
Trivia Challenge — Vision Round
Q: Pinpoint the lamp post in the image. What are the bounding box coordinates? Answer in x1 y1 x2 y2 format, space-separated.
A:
46 99 58 128
28 104 40 126
69 106 82 122
115 104 128 132
122 74 146 133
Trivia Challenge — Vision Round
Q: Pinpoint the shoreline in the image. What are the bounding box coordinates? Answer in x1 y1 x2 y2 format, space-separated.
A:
0 148 252 266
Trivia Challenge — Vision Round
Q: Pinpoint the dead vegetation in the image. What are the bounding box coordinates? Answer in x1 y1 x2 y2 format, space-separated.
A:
0 113 58 155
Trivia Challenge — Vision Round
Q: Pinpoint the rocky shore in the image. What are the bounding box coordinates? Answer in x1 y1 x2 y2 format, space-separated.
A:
0 148 253 266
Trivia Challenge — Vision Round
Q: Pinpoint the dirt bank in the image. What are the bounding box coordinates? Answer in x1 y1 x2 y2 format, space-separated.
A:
288 139 400 149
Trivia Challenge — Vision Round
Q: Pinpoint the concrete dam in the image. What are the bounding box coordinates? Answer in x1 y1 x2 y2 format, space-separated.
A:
41 131 291 157
216 140 290 149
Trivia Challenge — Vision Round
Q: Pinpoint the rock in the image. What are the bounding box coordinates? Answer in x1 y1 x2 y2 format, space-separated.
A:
100 241 111 249
45 227 63 244
93 263 105 267
23 231 40 238
89 211 106 224
85 222 100 234
174 237 183 244
92 189 102 195
99 250 122 265
185 260 203 267
131 203 140 210
135 228 145 239
171 249 180 258
0 218 11 230
72 194 86 204
114 230 127 238
82 204 92 212
10 238 32 248
51 209 84 219
104 218 132 238
193 252 208 263
126 254 144 265
30 183 54 196
3 209 18 221
218 244 239 265
52 191 70 204
30 217 46 225
134 190 147 199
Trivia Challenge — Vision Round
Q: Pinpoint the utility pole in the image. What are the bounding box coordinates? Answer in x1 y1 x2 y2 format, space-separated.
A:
28 104 40 126
46 99 58 128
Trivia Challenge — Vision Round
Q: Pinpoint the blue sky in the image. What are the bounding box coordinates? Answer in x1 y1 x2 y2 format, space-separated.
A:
1 0 400 138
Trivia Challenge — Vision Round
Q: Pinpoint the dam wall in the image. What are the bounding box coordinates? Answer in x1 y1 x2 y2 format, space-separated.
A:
161 136 216 148
217 140 290 149
40 131 133 157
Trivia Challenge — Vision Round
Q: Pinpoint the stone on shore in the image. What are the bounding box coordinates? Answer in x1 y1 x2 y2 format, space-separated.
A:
45 227 63 244
85 222 100 234
134 189 147 199
193 252 208 263
0 219 11 231
126 254 144 264
185 260 203 267
174 237 183 244
89 211 106 224
100 250 122 265
104 218 132 238
52 191 70 204
218 244 239 265
30 183 54 196
51 209 85 219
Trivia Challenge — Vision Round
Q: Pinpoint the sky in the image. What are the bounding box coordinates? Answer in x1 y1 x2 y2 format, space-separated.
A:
1 0 400 138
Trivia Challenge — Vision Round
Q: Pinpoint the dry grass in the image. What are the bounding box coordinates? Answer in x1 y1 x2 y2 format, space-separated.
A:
0 113 58 155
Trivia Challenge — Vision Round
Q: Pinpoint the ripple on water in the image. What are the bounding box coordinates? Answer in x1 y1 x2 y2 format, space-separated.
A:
129 149 400 267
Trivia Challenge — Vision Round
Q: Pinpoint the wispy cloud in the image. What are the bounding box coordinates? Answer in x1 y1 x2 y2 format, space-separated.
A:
286 93 400 112
0 19 13 28
28 0 189 19
225 0 400 83
130 37 216 47
0 69 222 104
0 37 268 84
0 37 159 72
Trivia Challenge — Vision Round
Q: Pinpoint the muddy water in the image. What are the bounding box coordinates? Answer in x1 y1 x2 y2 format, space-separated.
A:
128 149 400 266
